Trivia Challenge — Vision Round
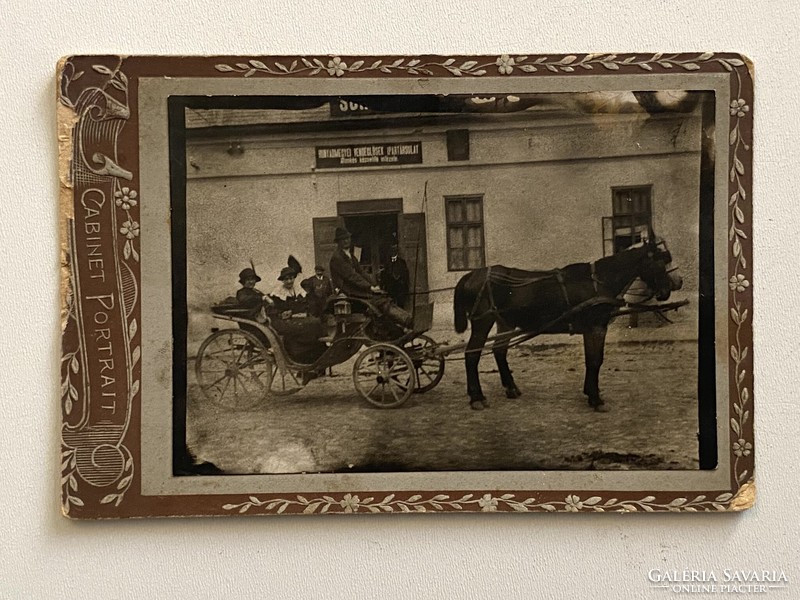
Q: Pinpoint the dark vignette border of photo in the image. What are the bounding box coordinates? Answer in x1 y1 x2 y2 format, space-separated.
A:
166 92 717 476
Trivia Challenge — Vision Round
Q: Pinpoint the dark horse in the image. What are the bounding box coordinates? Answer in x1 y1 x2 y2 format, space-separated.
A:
453 235 682 411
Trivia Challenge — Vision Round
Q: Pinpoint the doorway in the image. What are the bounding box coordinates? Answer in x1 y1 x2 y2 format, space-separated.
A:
311 200 428 306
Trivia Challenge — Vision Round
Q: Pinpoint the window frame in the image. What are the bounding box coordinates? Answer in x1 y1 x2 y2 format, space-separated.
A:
603 185 654 256
444 194 486 271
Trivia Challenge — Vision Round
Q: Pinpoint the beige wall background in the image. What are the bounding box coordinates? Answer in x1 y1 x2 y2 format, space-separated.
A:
2 1 798 599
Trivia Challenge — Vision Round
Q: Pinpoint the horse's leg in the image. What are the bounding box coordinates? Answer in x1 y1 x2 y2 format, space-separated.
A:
582 326 609 412
493 320 521 399
465 317 494 410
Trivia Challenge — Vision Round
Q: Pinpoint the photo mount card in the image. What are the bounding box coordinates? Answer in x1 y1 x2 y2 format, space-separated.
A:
58 53 754 518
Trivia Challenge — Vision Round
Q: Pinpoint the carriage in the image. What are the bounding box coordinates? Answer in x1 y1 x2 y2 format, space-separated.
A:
196 233 686 412
194 296 445 410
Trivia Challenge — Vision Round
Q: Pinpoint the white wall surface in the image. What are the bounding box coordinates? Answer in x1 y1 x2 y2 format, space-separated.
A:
1 1 798 598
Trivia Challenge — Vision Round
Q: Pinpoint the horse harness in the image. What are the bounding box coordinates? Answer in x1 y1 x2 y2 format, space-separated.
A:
469 262 605 324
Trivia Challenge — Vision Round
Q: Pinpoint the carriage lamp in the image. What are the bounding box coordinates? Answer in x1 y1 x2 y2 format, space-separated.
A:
334 296 352 316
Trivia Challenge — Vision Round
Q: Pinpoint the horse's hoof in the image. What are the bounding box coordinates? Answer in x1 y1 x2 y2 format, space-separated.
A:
593 403 610 413
505 386 522 399
470 400 486 411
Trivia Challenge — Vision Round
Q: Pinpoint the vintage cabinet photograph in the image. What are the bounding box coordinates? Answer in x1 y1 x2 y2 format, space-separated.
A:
58 54 753 516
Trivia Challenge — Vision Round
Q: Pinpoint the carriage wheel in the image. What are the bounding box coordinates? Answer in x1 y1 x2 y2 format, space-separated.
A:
195 329 273 410
268 363 305 396
353 344 416 408
404 334 445 394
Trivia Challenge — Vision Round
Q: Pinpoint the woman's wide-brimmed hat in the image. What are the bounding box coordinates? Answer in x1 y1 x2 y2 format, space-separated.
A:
238 267 261 284
278 266 297 281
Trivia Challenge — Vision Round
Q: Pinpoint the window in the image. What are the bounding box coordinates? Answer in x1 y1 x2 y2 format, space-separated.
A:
446 129 470 161
603 186 653 255
445 195 485 270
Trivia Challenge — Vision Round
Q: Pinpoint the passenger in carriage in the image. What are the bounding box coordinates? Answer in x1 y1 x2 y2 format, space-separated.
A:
267 266 307 318
329 227 414 329
235 267 273 322
301 265 334 318
265 260 327 367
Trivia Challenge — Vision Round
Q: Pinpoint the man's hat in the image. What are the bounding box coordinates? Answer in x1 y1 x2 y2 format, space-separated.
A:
278 266 297 281
314 265 325 272
334 226 351 242
239 268 261 284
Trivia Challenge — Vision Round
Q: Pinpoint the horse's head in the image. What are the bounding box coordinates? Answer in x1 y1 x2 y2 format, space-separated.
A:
637 234 683 301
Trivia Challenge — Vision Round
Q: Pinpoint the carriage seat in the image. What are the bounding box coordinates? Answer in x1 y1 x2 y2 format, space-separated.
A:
211 296 255 317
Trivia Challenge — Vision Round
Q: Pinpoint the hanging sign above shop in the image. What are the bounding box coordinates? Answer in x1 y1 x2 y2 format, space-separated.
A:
329 100 376 117
316 142 423 168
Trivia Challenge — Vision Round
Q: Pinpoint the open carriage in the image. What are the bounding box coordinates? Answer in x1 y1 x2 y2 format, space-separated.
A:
194 296 444 410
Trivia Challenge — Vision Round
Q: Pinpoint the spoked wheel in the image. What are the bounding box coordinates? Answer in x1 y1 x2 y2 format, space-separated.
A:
353 344 416 408
404 334 445 393
195 329 273 410
268 363 305 396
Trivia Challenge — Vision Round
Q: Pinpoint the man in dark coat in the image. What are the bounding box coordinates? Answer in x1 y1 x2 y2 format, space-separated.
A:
301 265 334 317
379 243 411 309
329 227 413 328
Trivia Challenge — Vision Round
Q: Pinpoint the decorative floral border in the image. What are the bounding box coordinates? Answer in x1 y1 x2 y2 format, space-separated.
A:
59 59 139 515
59 53 753 516
726 66 753 489
215 52 743 78
223 491 738 515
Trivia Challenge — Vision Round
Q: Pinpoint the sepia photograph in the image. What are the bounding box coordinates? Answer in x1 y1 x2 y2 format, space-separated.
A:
58 53 752 517
176 89 714 475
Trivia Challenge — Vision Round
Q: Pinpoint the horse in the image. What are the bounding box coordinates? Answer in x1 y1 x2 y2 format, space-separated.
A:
452 235 682 411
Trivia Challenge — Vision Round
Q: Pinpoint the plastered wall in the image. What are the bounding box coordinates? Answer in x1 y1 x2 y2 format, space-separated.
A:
186 111 700 340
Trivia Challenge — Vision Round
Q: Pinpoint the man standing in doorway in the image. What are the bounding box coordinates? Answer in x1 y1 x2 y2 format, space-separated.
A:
379 243 411 310
301 265 334 317
329 227 413 329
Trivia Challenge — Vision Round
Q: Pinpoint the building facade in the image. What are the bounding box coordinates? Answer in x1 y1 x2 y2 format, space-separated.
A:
184 99 701 343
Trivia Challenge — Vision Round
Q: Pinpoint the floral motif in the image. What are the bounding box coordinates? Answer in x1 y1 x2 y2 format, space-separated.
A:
114 187 138 210
478 494 499 511
327 57 347 77
730 99 750 118
733 439 753 457
496 54 515 75
120 220 140 239
729 274 750 292
565 494 583 512
339 493 360 513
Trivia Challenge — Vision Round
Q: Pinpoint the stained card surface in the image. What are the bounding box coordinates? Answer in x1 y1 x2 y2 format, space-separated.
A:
58 53 754 517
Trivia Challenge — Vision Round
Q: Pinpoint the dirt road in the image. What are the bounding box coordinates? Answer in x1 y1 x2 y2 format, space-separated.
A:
187 336 699 473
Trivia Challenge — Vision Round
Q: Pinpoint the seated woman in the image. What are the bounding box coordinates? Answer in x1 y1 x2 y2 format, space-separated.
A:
266 265 327 365
232 267 275 346
236 267 271 320
268 267 307 316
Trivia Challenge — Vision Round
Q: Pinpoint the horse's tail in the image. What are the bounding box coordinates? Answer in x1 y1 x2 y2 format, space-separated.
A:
454 272 474 333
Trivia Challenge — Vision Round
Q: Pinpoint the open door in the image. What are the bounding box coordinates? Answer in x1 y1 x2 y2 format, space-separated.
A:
398 213 428 307
312 216 345 273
